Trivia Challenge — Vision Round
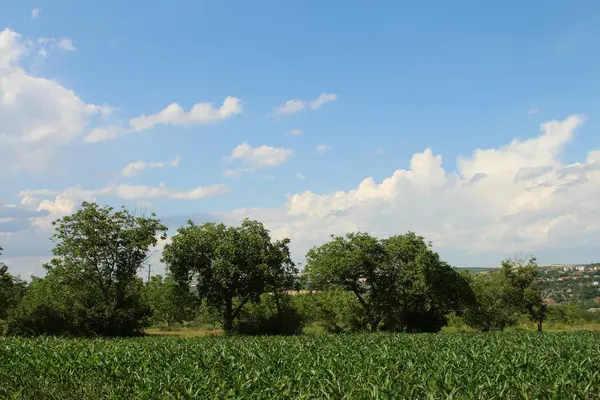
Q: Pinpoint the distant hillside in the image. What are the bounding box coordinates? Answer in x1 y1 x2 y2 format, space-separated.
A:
459 267 499 274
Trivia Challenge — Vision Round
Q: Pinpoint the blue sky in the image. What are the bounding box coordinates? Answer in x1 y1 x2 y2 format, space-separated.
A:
2 0 600 276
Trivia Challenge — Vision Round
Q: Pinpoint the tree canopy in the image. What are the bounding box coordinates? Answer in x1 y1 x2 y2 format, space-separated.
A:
8 202 167 336
162 218 295 333
305 232 473 332
464 257 545 331
0 247 27 321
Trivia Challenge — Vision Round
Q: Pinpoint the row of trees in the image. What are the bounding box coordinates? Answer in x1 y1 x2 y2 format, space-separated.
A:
0 202 550 337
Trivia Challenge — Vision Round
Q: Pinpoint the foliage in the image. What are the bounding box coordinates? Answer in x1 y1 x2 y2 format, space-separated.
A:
142 275 197 329
294 289 368 333
305 232 473 332
8 202 166 337
1 333 599 398
546 303 600 325
0 246 27 321
234 293 303 335
378 233 475 332
305 232 386 331
465 257 546 331
464 270 520 331
163 218 295 333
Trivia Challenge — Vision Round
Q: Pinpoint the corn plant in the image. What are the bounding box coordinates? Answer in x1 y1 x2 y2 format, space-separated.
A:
1 333 599 399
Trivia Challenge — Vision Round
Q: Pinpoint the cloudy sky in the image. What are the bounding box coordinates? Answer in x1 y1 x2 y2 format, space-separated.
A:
2 1 600 277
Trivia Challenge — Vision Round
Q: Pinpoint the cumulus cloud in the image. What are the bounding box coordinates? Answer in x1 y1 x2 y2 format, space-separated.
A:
0 28 109 172
86 97 243 142
121 156 180 177
296 173 306 180
270 93 337 117
217 115 600 266
224 143 294 177
315 144 331 154
31 8 41 19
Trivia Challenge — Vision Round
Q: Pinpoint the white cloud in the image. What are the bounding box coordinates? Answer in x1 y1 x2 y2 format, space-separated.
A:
373 148 384 155
288 128 303 136
296 173 306 180
31 8 41 19
218 115 600 266
315 144 331 154
528 108 539 115
309 93 337 110
86 97 243 142
114 183 228 200
16 181 228 231
121 156 180 177
270 93 337 117
0 28 107 172
224 143 294 177
273 100 305 116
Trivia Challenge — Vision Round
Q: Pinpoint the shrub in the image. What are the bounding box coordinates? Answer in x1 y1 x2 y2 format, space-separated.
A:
234 293 303 335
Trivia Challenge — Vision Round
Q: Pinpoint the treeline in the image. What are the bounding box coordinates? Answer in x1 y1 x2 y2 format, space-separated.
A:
0 202 594 337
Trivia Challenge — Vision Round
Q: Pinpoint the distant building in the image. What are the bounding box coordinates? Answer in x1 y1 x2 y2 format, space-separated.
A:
576 265 587 272
593 281 600 286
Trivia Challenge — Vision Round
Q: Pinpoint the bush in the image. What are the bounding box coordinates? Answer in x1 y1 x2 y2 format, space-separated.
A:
234 293 303 335
293 289 368 333
7 274 150 337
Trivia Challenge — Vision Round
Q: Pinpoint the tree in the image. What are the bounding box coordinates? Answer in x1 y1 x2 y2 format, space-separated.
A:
463 271 519 331
9 202 167 336
465 257 545 332
379 233 474 332
0 247 27 321
305 232 387 332
162 218 294 333
305 231 472 333
143 275 197 329
502 257 546 332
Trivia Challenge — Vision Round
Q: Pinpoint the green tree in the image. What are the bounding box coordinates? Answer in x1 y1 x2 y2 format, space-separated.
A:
9 202 167 336
305 232 472 333
379 233 474 332
502 257 546 331
463 271 519 331
465 257 545 331
162 218 294 333
305 232 387 332
0 247 27 321
143 275 197 329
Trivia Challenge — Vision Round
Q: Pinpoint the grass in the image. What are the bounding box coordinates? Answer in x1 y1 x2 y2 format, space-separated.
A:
1 332 600 399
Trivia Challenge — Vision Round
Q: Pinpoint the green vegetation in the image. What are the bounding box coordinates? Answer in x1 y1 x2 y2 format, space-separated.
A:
1 333 599 399
7 202 167 336
162 218 297 333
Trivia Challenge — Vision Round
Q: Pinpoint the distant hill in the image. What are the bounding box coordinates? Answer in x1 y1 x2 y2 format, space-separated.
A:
458 267 499 274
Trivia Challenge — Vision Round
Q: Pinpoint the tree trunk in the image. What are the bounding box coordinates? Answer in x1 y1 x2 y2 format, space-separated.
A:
370 320 380 332
352 286 378 332
537 320 543 332
223 297 234 334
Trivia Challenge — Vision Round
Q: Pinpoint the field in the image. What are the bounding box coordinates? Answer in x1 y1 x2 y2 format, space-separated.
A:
1 333 600 399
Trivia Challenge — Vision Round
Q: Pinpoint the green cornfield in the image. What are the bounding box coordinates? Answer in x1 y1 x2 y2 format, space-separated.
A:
1 333 599 399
